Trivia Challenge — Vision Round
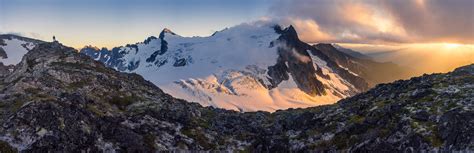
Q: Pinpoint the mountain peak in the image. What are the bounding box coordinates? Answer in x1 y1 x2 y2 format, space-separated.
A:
143 36 158 44
162 28 174 33
280 25 299 40
287 25 296 31
82 45 101 50
159 28 177 39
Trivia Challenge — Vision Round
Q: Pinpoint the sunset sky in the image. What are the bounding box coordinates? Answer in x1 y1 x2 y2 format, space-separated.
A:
1 0 473 49
0 0 269 48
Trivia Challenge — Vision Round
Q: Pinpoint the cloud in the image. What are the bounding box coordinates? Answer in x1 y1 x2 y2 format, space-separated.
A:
0 31 45 40
282 18 334 43
269 0 474 44
291 48 312 63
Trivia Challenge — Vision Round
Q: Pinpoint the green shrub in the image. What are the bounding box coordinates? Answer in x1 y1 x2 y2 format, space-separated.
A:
349 115 365 124
109 95 137 110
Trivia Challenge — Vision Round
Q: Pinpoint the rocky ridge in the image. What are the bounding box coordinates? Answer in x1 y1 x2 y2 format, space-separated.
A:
0 42 472 152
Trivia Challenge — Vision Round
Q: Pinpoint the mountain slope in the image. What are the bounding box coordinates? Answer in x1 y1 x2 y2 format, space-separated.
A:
0 42 472 152
315 43 414 87
80 23 368 112
332 43 373 60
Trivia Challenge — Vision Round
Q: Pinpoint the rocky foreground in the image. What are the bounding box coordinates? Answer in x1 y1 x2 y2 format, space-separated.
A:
0 42 472 152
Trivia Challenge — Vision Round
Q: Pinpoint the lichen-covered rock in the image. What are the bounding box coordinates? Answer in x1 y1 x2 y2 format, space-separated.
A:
0 42 472 152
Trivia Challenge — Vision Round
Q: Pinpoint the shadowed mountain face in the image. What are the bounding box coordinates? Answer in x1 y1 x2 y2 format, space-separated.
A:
0 42 472 152
269 26 369 96
332 44 373 60
315 44 415 87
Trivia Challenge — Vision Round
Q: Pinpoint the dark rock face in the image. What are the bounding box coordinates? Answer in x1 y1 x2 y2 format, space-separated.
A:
0 63 12 77
267 26 368 95
145 50 160 63
173 58 187 67
144 36 157 45
268 25 326 96
0 38 5 46
155 28 174 56
79 46 132 71
0 62 15 77
0 42 472 152
439 109 474 150
0 48 7 59
267 57 289 88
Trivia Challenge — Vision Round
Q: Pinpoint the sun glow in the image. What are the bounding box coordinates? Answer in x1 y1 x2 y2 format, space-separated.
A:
443 43 463 49
339 42 474 76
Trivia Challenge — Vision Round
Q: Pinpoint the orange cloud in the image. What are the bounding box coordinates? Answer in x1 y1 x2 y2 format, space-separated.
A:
270 0 474 44
289 19 334 43
340 2 406 36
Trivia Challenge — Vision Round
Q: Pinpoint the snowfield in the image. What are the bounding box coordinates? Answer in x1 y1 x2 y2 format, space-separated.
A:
0 38 36 66
80 22 361 112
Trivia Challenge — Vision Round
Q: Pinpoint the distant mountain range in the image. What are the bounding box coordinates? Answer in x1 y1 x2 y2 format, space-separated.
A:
0 41 472 152
76 23 410 111
314 43 414 87
332 44 373 60
0 23 414 112
78 23 368 112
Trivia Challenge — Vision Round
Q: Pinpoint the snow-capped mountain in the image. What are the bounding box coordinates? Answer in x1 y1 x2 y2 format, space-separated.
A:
80 22 369 112
0 34 42 65
0 34 43 76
